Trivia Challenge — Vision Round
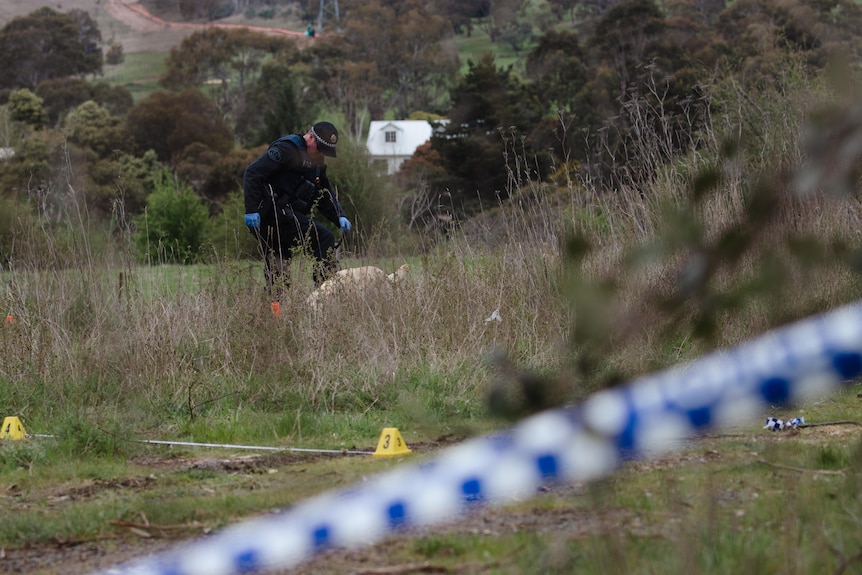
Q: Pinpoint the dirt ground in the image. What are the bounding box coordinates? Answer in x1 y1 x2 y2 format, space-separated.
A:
4 424 862 574
0 434 758 575
0 450 608 575
0 431 638 575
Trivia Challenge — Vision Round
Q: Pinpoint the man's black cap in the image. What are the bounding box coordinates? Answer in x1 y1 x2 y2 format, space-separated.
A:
311 121 338 157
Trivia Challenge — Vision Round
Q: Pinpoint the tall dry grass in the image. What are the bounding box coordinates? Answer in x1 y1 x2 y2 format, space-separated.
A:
531 62 862 393
0 184 567 436
2 64 861 441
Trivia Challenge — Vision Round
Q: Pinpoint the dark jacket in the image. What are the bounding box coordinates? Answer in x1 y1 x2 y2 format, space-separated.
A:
243 134 345 224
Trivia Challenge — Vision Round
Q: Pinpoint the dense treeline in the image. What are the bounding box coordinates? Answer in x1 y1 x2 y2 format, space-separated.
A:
0 0 860 268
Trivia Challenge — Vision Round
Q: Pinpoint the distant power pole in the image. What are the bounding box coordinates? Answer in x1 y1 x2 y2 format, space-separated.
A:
317 0 340 34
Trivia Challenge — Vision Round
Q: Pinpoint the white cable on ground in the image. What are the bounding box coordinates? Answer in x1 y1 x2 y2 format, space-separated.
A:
137 439 372 455
21 435 373 456
93 301 862 575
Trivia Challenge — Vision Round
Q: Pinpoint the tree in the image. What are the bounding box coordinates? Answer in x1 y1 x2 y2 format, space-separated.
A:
7 89 48 129
499 19 535 54
525 31 588 116
591 0 667 100
69 8 103 66
235 58 316 147
577 0 709 187
312 0 458 134
385 1 459 116
196 147 259 209
59 100 144 217
162 27 291 91
710 0 858 80
256 71 303 145
327 60 384 141
809 0 862 60
429 0 490 35
161 27 299 130
112 150 162 217
546 0 580 24
105 43 125 65
36 78 133 125
524 31 591 163
184 0 235 21
127 89 234 164
0 7 102 90
474 0 530 42
430 53 544 214
64 101 129 158
0 103 53 200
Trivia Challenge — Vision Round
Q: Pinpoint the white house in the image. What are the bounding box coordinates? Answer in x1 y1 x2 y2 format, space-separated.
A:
366 120 446 175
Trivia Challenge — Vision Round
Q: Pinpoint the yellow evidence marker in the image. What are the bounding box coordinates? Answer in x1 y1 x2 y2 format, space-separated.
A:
373 427 411 457
0 416 27 440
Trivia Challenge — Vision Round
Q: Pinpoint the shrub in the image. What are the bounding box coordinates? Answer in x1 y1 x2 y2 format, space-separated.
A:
133 169 209 264
105 43 124 65
8 89 47 129
0 196 32 268
203 189 257 261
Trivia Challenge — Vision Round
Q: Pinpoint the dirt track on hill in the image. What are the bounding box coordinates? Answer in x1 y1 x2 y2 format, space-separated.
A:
105 0 165 32
104 0 314 48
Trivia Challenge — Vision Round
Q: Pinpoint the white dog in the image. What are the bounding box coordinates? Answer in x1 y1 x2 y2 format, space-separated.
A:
306 264 409 310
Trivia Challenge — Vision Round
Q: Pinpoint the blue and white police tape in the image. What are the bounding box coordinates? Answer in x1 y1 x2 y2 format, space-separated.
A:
94 301 862 575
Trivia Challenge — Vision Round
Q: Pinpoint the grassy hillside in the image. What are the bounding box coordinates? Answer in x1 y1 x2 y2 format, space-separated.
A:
0 0 97 22
2 1 530 100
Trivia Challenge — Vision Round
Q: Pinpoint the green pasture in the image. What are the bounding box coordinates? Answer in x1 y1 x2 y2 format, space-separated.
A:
103 52 168 101
456 33 527 75
2 381 862 573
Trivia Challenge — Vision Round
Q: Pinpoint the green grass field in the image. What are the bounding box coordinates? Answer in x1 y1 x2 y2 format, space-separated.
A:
103 52 169 101
456 32 527 74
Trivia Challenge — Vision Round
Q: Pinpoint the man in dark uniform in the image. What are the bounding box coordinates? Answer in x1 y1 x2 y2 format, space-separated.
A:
243 121 351 298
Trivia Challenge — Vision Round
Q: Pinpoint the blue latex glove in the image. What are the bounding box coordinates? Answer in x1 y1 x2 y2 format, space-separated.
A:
339 216 352 232
245 212 260 229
